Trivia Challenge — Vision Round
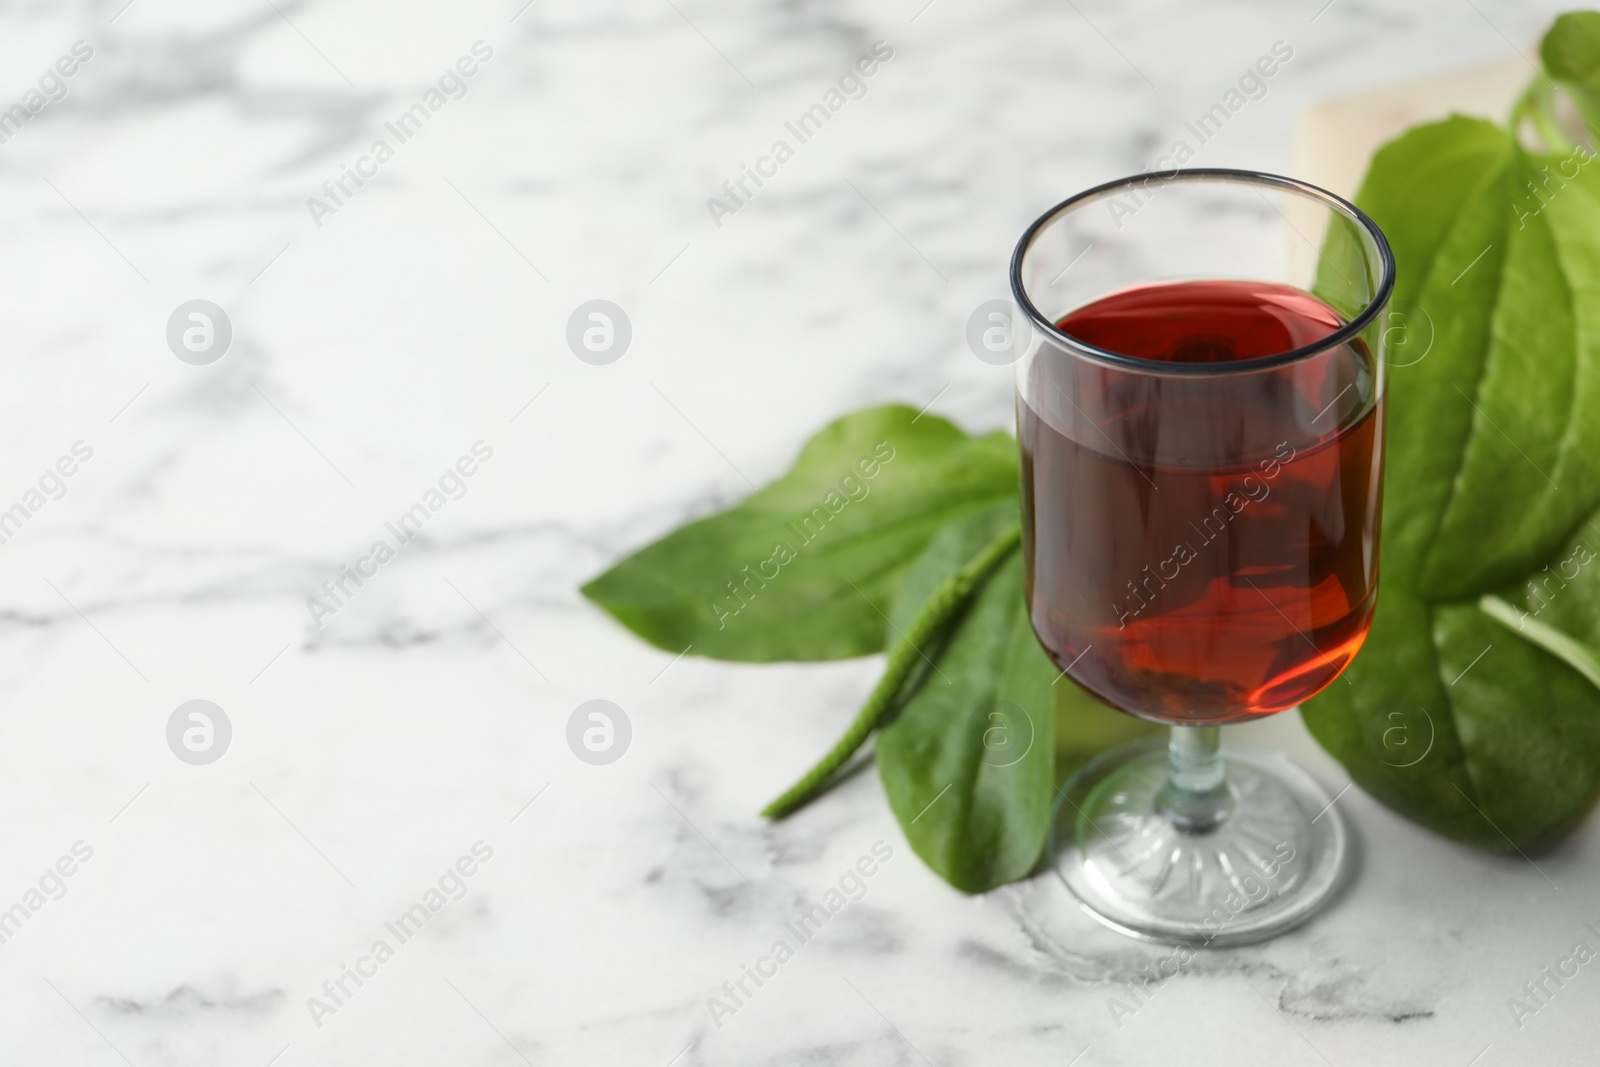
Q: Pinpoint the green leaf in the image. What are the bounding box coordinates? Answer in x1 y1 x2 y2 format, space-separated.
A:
1306 583 1600 850
580 404 1017 662
876 549 1058 892
1303 115 1600 850
1543 12 1600 91
888 497 1159 785
759 513 1021 819
1542 11 1600 135
1489 519 1600 651
868 502 1156 891
887 498 1021 641
1481 595 1600 692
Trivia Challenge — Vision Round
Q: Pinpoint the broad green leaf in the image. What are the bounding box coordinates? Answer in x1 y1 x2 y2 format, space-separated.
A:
1543 11 1600 133
580 404 1017 661
876 550 1058 892
1484 517 1600 664
1303 116 1600 849
872 504 1158 890
885 497 1158 781
1306 582 1600 850
1482 598 1600 691
1542 11 1600 98
760 509 1021 819
887 498 1020 639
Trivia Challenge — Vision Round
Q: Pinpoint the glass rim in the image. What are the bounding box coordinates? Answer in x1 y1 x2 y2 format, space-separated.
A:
1008 168 1397 376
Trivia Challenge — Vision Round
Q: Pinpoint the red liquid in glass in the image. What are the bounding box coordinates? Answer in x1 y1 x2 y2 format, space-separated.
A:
1019 280 1384 724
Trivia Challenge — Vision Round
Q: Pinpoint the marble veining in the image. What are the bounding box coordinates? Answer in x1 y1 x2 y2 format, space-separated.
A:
0 0 1594 1064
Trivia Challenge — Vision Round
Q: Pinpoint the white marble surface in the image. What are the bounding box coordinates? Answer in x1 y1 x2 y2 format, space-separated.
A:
0 0 1595 1064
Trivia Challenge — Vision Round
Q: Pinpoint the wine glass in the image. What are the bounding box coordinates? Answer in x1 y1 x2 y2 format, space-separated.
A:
1010 169 1393 945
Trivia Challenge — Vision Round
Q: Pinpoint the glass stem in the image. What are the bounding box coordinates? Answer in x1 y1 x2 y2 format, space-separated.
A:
1159 725 1235 832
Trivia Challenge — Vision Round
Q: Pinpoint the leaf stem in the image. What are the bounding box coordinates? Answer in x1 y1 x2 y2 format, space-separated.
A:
760 520 1023 819
1510 75 1579 154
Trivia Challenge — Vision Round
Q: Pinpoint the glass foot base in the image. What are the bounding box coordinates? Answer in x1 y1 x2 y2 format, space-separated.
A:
1051 737 1347 946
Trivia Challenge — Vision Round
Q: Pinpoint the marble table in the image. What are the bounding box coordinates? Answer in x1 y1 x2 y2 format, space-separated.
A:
0 0 1592 1063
